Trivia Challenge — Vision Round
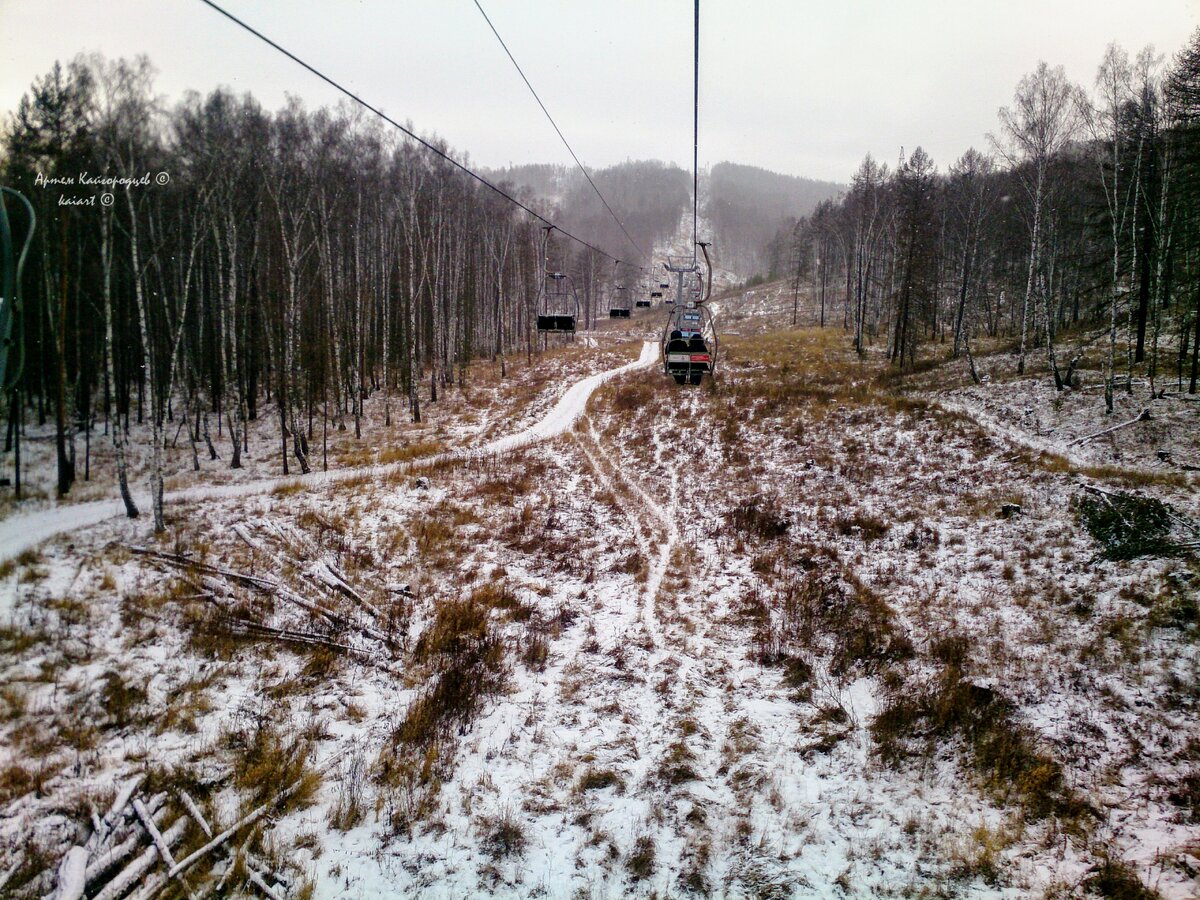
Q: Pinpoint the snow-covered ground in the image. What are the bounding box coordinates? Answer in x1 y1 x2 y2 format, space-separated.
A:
0 342 657 568
0 285 1196 899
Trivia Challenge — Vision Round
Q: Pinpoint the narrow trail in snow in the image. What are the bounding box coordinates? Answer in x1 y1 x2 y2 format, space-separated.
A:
645 420 679 630
0 341 659 562
576 417 671 644
572 426 655 640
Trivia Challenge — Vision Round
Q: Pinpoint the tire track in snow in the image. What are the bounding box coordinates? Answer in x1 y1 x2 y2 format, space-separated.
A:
574 417 672 644
0 341 659 562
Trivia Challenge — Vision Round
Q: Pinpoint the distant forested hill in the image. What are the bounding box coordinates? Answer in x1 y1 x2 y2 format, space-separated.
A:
707 162 843 276
487 160 691 262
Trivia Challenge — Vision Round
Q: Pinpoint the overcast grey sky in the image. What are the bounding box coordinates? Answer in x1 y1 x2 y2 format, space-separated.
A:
2 1 1198 182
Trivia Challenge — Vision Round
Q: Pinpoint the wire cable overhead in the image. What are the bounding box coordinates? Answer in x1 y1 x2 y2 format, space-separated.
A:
693 0 700 264
472 0 649 267
196 0 627 265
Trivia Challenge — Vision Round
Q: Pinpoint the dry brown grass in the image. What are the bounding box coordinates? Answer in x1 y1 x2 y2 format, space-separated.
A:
221 716 323 816
872 636 1091 828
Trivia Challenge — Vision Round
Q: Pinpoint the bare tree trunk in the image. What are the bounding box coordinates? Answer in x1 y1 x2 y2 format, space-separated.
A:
125 187 164 532
101 208 138 519
1018 169 1042 377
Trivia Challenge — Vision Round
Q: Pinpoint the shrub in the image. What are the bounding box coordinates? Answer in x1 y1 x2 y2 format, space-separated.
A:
395 594 507 751
658 741 699 786
612 381 654 413
330 752 367 832
223 718 322 815
100 671 148 730
1076 492 1177 561
481 810 527 859
834 510 891 543
1083 856 1160 899
1166 770 1200 823
578 768 624 792
1148 588 1198 634
414 598 490 663
627 836 656 880
872 664 1086 823
728 496 791 541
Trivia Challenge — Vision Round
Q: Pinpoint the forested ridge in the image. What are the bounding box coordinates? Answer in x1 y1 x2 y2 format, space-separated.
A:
773 38 1200 401
707 161 843 275
488 159 692 262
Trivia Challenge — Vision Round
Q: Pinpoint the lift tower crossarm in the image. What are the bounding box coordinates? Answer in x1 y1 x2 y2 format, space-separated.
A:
664 256 698 309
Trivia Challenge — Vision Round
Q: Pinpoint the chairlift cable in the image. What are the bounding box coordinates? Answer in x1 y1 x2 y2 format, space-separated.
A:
196 0 625 265
471 0 650 264
692 0 700 265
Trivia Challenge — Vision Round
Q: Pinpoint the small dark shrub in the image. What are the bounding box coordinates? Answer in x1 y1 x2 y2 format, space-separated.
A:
100 671 148 730
627 836 656 880
658 741 698 785
834 511 891 543
729 496 791 541
223 719 321 815
1083 856 1160 899
612 381 654 413
1076 492 1177 561
1149 590 1198 633
872 667 1085 823
1167 770 1200 823
578 768 624 792
482 811 527 859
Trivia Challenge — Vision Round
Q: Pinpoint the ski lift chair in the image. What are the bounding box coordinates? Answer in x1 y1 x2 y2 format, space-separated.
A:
537 272 579 333
662 302 716 386
608 284 632 319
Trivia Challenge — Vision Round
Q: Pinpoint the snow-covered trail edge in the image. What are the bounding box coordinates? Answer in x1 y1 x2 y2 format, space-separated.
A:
0 340 658 562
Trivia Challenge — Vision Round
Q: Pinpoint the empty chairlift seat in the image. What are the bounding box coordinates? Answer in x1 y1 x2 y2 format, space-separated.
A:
608 284 632 318
537 313 577 332
537 272 580 334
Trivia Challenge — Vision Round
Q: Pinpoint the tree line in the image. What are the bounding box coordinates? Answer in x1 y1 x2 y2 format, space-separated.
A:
773 35 1200 404
0 54 643 529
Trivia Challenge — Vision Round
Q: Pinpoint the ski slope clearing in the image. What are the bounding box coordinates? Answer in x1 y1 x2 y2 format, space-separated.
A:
0 287 1196 899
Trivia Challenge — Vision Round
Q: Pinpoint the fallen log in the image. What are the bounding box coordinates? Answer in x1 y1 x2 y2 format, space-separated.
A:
221 617 375 660
131 547 394 651
246 865 286 900
164 752 343 887
311 560 381 619
212 825 260 895
91 818 187 900
94 775 144 847
133 798 195 899
238 523 381 620
84 799 168 885
179 791 212 839
1068 408 1151 446
49 847 88 900
166 776 310 880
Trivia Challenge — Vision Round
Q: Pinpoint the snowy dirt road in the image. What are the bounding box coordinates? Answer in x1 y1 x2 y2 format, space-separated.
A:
0 341 658 563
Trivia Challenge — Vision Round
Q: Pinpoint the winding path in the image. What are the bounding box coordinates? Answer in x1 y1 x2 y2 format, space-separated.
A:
0 341 658 562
